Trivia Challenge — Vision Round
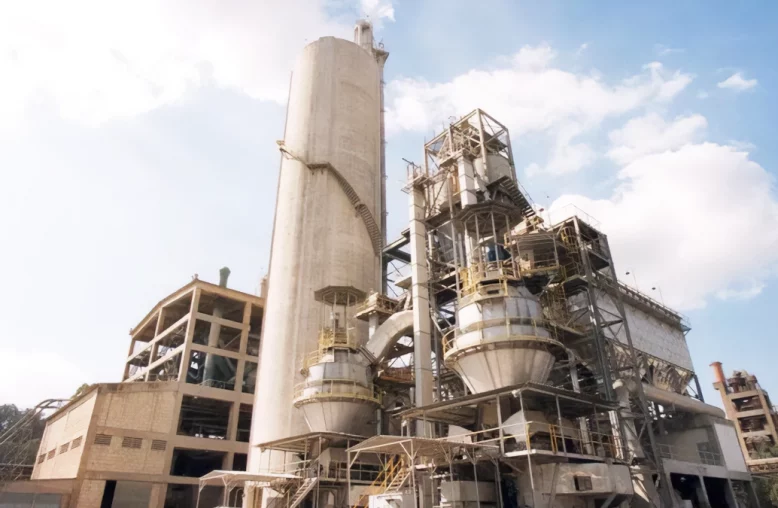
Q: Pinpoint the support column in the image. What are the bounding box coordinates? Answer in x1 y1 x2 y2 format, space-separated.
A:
696 475 712 508
409 184 433 437
457 157 478 264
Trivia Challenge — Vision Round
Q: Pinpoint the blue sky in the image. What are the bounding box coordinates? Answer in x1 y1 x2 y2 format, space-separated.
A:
1 0 777 408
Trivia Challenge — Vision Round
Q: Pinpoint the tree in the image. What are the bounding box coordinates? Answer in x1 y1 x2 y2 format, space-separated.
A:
0 403 46 468
72 383 94 399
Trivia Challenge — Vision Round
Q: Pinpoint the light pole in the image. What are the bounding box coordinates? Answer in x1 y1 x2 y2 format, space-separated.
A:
651 286 665 306
625 271 639 290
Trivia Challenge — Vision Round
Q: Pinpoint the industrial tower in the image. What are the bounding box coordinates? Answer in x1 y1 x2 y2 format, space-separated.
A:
210 20 754 508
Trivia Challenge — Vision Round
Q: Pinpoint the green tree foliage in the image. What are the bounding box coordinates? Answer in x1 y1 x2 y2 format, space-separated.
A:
72 383 93 399
0 404 46 466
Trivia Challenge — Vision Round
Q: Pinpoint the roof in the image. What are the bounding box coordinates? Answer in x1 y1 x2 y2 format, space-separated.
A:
131 278 264 336
46 381 179 421
199 470 300 488
346 435 498 463
255 432 367 453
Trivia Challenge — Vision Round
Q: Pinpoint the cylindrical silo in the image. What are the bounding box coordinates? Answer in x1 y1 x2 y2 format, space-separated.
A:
247 24 386 470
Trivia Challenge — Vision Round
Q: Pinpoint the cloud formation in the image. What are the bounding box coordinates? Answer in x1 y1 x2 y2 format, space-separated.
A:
718 72 758 92
385 46 693 174
0 0 379 128
550 124 778 310
607 113 707 164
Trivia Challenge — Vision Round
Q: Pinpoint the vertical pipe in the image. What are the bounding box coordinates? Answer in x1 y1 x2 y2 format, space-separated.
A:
711 362 727 395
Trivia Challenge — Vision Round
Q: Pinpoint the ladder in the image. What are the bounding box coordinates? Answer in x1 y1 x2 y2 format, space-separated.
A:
288 478 318 508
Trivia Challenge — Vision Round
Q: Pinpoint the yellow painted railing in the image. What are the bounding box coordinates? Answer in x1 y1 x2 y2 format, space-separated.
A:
441 317 553 355
351 457 406 508
293 379 381 404
302 328 360 369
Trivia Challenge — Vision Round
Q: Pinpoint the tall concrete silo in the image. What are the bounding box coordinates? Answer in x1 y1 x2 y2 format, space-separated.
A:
247 21 387 469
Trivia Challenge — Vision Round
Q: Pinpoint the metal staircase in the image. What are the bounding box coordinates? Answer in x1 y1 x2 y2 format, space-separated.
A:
351 457 410 508
276 142 384 256
287 478 318 508
0 399 67 486
490 176 535 218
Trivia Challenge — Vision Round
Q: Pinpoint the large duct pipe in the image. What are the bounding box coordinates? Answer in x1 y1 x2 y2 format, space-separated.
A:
711 361 728 394
204 267 230 384
622 379 725 418
364 310 414 362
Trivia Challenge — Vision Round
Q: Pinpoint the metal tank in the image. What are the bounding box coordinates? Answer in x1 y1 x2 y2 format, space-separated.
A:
248 23 387 468
443 281 564 394
293 286 380 435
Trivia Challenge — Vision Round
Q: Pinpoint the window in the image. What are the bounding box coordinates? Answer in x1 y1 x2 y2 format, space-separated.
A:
170 448 226 477
59 443 69 454
47 449 55 460
242 361 257 394
122 437 143 449
574 475 592 492
94 434 112 446
151 440 168 451
178 396 232 440
71 436 83 449
186 351 237 390
233 453 247 472
237 404 252 443
38 454 45 464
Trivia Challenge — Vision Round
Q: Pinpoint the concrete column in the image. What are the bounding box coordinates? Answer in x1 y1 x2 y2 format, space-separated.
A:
457 157 478 264
147 483 166 508
368 313 379 339
410 185 433 437
696 475 712 508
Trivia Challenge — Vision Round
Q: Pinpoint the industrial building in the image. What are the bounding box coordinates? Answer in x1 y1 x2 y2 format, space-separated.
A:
226 20 755 508
0 18 762 508
1 271 263 507
712 362 778 476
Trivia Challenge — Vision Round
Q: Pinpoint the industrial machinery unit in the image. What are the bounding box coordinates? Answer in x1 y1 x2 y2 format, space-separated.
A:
712 362 778 476
218 21 759 508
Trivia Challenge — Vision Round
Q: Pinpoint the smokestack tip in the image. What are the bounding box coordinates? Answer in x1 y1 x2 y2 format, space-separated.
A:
219 267 231 288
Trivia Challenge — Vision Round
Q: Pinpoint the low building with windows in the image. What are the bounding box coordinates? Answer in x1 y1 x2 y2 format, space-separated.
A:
3 271 262 508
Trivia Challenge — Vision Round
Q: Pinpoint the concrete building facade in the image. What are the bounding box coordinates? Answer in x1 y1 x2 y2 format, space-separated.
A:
2 275 263 508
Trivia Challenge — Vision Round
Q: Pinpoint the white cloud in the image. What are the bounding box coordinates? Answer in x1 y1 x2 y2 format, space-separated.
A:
607 113 707 164
549 140 778 310
655 44 685 56
718 72 758 92
360 0 395 28
0 0 373 129
575 43 590 57
716 281 766 301
0 347 85 407
385 46 693 175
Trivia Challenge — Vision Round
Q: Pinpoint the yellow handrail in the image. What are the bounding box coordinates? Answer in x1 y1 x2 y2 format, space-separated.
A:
293 379 381 404
351 457 405 508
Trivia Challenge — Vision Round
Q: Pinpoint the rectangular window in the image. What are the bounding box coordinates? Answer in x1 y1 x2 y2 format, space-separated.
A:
574 475 593 491
237 404 252 442
170 448 226 477
38 454 45 464
59 443 69 454
121 437 143 449
178 396 231 440
94 434 112 446
47 449 55 460
186 351 237 391
71 436 83 449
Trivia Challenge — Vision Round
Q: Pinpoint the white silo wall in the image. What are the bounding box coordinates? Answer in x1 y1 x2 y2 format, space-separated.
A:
247 36 382 468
